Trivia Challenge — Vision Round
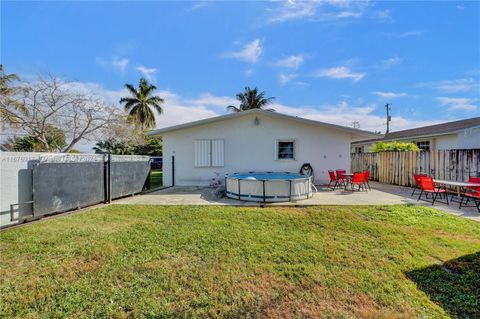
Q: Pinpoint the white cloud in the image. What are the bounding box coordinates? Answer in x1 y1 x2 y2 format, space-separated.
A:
335 11 362 18
274 54 304 69
136 66 157 81
61 81 223 130
268 0 369 23
398 30 425 38
316 66 365 82
279 73 297 85
96 56 129 72
245 68 255 77
268 0 318 23
112 57 129 71
48 79 453 148
188 93 237 109
372 91 407 99
62 81 128 105
419 78 479 93
153 91 220 128
376 9 393 21
294 81 310 86
382 56 402 69
226 39 263 64
271 101 441 132
437 97 478 112
188 1 209 11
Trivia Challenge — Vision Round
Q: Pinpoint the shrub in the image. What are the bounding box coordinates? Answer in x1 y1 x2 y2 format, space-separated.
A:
371 141 421 152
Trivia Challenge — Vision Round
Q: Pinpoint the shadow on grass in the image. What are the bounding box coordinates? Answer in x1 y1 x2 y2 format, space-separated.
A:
406 252 480 319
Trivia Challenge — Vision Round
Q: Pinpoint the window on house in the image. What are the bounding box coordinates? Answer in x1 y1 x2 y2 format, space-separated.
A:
354 146 364 154
276 140 295 160
416 141 430 151
194 139 224 167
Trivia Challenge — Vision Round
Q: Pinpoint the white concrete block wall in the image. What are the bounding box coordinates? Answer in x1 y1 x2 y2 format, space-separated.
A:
0 152 105 228
161 113 355 186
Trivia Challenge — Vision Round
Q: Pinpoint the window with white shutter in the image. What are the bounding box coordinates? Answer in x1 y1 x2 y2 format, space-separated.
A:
194 139 224 167
194 140 211 167
211 139 224 167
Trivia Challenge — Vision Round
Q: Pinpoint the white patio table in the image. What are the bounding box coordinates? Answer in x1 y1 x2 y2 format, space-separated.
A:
433 179 480 200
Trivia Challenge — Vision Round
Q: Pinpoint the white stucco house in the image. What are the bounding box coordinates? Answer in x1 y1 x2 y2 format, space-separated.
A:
352 117 480 153
147 109 378 186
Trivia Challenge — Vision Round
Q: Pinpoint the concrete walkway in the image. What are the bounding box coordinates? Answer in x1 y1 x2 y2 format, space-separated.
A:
115 182 480 222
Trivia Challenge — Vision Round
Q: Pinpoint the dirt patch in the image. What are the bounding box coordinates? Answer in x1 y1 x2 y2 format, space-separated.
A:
62 251 108 283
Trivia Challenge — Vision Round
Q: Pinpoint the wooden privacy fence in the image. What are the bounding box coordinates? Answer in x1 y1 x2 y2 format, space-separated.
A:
351 149 480 187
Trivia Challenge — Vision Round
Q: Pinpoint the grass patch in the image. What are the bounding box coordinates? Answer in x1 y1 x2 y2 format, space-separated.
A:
149 170 162 189
0 205 479 318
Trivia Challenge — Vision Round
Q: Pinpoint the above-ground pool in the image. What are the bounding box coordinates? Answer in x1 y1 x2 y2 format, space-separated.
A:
225 172 313 202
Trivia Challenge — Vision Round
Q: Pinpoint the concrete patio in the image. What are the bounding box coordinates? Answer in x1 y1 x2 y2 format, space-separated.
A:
115 181 480 222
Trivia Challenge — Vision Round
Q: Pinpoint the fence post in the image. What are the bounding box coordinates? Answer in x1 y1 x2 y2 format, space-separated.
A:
108 153 112 203
103 154 108 203
171 155 175 187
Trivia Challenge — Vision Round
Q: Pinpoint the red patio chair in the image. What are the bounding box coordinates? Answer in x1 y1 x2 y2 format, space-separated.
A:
327 170 338 190
335 169 347 180
348 172 367 191
335 169 348 189
417 176 448 205
411 173 428 196
459 177 480 211
363 170 371 190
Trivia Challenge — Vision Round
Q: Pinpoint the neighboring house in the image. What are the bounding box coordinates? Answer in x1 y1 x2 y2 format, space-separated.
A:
351 117 480 153
147 109 377 186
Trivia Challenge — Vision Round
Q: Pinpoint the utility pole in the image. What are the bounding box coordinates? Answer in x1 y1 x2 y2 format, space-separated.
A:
385 103 392 134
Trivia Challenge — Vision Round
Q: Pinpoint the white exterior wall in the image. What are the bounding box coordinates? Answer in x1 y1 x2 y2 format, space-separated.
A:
435 134 459 150
457 127 480 149
0 152 40 227
162 113 354 186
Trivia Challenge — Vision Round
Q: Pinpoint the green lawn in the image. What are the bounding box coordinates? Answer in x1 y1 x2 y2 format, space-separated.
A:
149 170 162 189
1 205 479 318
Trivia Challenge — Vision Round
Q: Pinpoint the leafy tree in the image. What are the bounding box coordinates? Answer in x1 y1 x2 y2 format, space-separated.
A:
43 125 67 150
93 136 162 156
119 78 164 130
227 87 275 112
0 64 25 126
371 141 421 152
4 136 37 152
3 125 66 152
0 64 18 97
93 138 133 155
132 136 162 156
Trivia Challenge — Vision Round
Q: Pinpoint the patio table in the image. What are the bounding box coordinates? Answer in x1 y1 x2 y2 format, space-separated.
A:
433 179 480 204
341 173 356 190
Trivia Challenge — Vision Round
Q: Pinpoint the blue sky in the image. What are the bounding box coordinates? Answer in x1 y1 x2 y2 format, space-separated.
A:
2 0 479 133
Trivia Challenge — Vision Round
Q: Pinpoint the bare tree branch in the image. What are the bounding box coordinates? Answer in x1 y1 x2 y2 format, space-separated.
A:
1 74 127 152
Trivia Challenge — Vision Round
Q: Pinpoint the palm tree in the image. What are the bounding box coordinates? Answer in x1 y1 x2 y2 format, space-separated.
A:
0 64 18 96
0 64 26 124
119 78 164 130
227 87 275 113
